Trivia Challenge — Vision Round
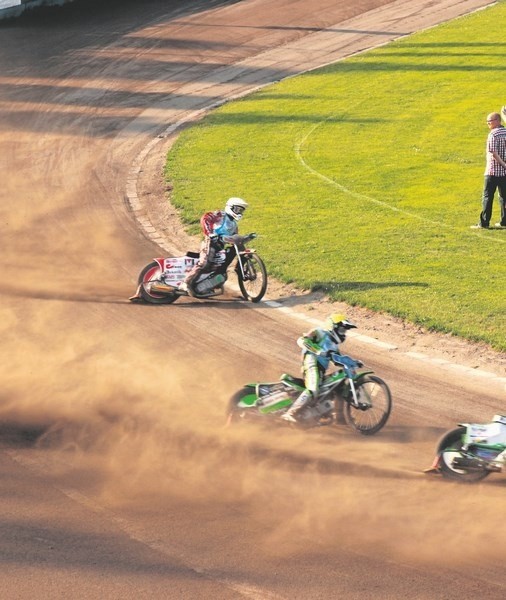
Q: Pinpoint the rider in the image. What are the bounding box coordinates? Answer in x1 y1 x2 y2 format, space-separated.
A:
281 314 357 423
180 197 248 297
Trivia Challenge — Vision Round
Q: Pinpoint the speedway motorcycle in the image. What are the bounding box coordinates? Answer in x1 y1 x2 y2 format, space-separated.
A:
227 353 392 435
130 233 267 304
426 414 506 482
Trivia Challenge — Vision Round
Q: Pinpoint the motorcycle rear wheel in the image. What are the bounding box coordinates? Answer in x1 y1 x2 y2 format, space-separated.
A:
343 375 392 435
237 254 267 303
137 261 178 304
437 427 490 483
226 386 258 424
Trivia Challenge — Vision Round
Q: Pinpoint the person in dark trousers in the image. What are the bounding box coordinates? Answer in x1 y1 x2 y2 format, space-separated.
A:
471 111 506 229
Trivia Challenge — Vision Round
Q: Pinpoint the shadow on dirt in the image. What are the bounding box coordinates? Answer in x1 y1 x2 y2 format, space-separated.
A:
0 283 130 305
0 406 418 482
0 421 48 449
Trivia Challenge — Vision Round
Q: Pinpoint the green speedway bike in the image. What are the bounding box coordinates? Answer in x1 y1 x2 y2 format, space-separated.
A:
227 353 392 435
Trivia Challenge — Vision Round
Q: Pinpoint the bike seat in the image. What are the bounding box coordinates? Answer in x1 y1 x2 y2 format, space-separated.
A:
186 251 199 259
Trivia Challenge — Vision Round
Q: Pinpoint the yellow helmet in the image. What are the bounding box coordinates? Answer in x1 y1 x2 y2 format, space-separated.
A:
326 314 357 343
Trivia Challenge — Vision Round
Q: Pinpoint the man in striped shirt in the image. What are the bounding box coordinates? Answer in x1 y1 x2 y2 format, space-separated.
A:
471 111 506 229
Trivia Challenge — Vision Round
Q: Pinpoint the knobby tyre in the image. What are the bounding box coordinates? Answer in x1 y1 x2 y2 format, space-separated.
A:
343 375 392 435
138 261 178 304
437 427 490 483
237 254 267 303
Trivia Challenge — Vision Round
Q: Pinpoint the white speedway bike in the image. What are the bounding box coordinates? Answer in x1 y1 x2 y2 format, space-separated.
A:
130 233 267 304
426 414 506 482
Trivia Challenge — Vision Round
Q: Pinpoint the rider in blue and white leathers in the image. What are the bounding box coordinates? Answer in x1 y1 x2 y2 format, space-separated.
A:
183 197 248 296
282 314 357 423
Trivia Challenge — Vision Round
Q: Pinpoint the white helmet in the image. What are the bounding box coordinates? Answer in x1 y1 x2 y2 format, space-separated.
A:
225 197 248 221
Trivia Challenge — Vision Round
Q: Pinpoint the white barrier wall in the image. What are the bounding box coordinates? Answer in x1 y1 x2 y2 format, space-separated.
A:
0 0 76 20
0 0 22 9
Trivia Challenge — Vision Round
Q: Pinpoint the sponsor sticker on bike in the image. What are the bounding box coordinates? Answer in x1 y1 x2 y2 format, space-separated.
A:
163 257 196 275
468 423 501 442
257 390 291 409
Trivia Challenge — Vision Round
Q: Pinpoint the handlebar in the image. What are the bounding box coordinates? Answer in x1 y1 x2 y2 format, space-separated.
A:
220 233 257 246
330 354 363 369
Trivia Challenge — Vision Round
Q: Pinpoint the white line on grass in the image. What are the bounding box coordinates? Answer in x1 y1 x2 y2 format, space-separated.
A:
126 110 505 392
124 16 504 393
295 118 506 244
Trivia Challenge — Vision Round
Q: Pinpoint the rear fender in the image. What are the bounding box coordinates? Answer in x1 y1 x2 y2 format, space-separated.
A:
237 384 258 408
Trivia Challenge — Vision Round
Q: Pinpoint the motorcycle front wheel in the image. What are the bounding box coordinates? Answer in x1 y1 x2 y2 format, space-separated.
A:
237 254 267 303
343 375 392 435
137 261 178 304
437 427 490 483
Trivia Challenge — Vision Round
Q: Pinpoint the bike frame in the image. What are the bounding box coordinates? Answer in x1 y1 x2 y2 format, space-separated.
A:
152 243 256 286
234 247 258 280
238 356 373 415
321 355 373 408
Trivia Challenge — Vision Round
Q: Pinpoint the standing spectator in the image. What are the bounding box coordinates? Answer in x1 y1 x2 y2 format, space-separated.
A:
471 112 506 229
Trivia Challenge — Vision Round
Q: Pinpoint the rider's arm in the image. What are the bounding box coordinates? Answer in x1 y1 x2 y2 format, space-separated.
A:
297 330 326 355
492 150 506 169
200 211 221 237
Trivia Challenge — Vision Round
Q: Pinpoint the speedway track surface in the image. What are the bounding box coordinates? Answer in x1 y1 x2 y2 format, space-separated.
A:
1 0 504 598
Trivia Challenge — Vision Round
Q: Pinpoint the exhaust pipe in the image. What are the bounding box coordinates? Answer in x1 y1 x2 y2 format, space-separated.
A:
150 282 178 294
452 455 501 472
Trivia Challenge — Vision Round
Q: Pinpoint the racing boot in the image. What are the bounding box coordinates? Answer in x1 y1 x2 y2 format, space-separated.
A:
129 284 143 302
185 281 199 298
183 273 200 298
281 389 312 423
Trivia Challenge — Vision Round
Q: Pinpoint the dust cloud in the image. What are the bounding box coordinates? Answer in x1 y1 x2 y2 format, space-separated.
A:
3 310 503 575
1 172 504 577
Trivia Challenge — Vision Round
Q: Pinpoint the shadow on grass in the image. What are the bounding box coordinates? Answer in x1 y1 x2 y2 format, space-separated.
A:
313 281 429 293
270 280 428 307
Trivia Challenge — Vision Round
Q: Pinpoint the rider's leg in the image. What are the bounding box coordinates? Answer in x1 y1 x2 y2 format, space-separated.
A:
282 354 320 422
281 389 313 423
184 238 213 296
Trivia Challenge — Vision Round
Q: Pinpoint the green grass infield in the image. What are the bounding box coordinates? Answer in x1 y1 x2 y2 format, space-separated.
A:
165 1 506 352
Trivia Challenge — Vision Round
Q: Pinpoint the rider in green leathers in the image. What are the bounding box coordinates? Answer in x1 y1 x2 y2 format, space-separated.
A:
282 314 357 423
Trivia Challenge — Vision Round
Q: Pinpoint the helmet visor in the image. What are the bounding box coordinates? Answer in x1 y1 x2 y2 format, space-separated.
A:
231 205 246 216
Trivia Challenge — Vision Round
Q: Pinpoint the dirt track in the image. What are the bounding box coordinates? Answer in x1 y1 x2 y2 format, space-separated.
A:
1 0 504 598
